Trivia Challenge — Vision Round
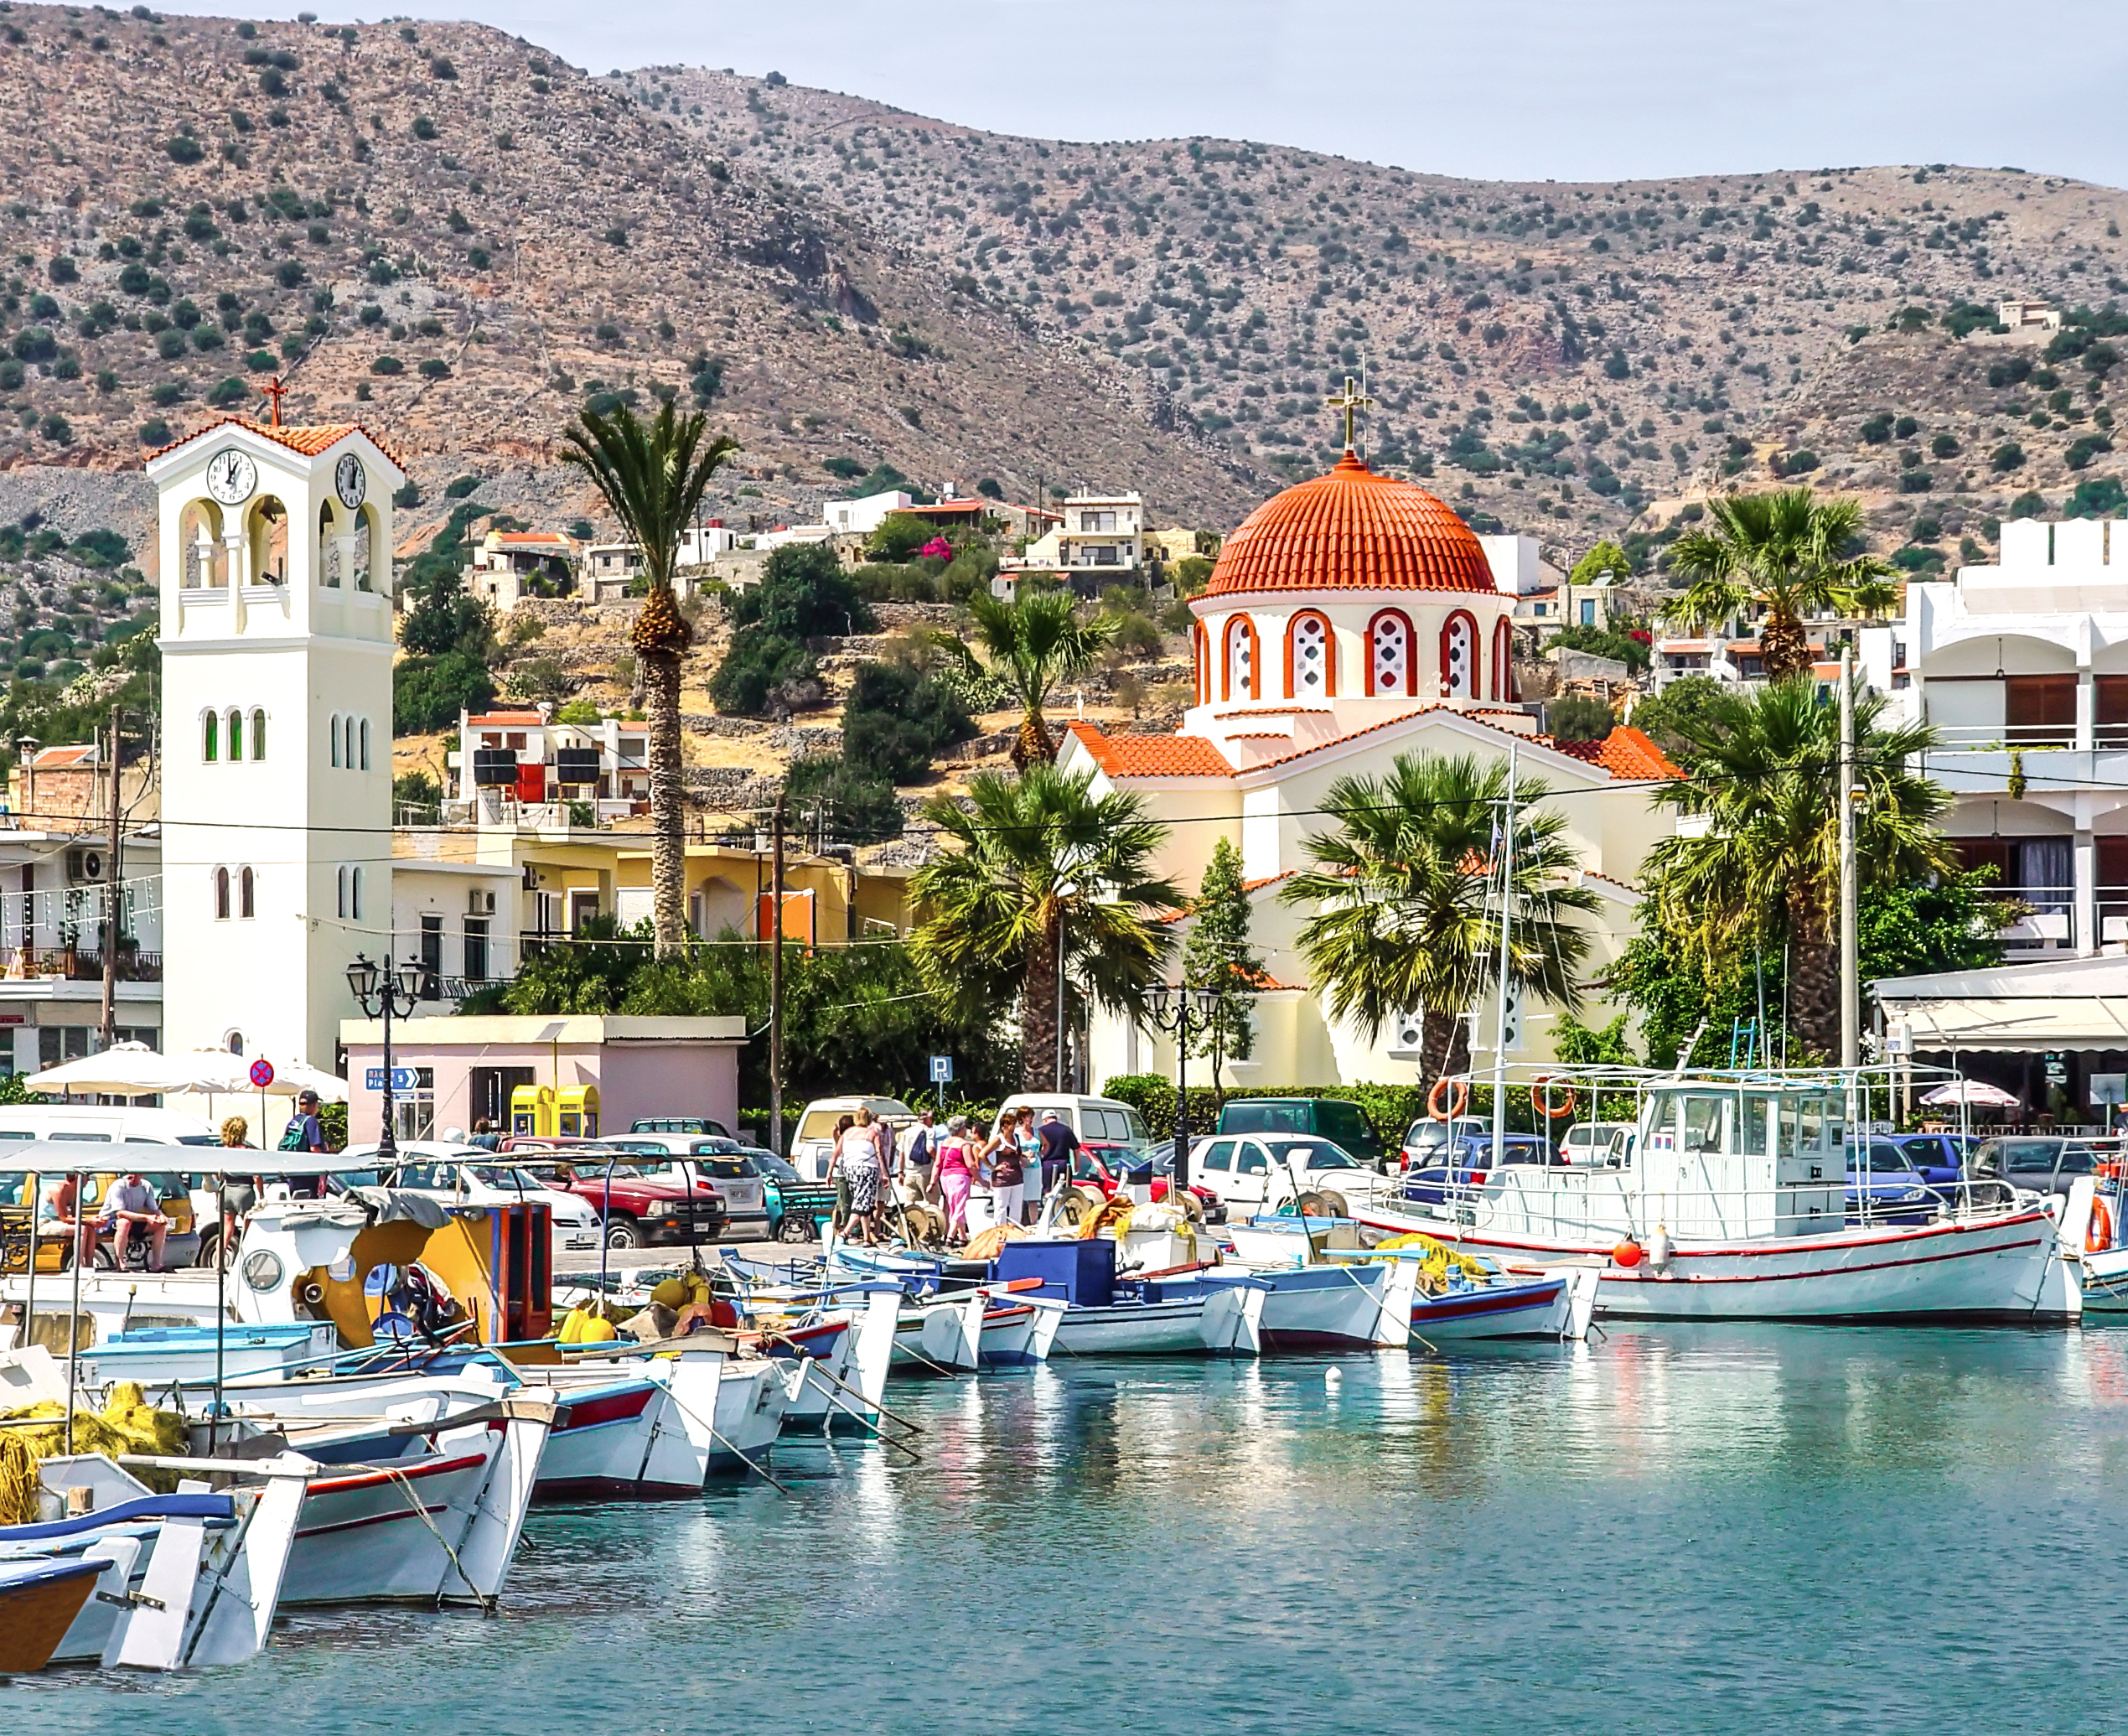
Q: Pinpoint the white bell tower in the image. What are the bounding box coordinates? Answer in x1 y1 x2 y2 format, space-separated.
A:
146 412 406 1072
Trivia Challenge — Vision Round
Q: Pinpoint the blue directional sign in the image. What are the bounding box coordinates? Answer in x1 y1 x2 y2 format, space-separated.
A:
365 1066 420 1091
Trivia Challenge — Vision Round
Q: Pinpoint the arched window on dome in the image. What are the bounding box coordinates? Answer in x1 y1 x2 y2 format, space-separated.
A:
1441 611 1478 699
1223 615 1260 702
1193 620 1209 706
1491 618 1516 702
1284 611 1335 700
1366 609 1416 698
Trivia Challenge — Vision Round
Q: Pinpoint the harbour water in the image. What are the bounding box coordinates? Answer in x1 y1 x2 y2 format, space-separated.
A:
11 1324 2128 1733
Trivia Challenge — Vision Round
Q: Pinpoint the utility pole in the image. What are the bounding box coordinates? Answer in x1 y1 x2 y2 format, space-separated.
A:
769 795 786 1158
98 702 121 1050
1839 645 1859 1071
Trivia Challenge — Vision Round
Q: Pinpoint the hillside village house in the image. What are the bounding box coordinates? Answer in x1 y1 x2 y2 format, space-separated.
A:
463 526 579 610
1059 447 1684 1091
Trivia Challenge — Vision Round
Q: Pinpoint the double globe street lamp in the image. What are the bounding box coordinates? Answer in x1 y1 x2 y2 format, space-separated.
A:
1141 983 1223 1191
346 953 424 1164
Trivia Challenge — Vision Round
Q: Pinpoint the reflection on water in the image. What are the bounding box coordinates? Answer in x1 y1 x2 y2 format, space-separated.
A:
11 1326 2128 1734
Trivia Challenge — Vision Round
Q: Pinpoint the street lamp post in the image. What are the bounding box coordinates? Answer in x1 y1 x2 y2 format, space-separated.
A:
346 953 424 1163
1142 983 1219 1190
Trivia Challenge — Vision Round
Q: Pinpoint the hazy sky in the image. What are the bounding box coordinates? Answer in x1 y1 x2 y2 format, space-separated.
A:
171 0 2128 189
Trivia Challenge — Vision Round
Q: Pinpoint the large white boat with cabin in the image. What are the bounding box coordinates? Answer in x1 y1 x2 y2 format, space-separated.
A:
1363 1066 2083 1324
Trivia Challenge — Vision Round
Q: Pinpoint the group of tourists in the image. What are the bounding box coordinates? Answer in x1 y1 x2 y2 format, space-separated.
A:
825 1102 1082 1246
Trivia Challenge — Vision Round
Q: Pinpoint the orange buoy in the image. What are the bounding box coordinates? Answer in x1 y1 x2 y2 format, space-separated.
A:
1612 1238 1645 1268
2088 1198 2115 1256
1427 1076 1472 1122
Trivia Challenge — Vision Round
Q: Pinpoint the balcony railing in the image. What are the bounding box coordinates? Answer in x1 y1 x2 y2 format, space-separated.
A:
1 948 163 982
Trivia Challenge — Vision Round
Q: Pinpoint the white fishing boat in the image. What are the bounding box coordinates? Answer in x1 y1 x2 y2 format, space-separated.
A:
0 1447 310 1670
1375 1065 2082 1324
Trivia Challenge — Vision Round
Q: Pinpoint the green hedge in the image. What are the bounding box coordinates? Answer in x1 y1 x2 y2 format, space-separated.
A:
1101 1075 1535 1146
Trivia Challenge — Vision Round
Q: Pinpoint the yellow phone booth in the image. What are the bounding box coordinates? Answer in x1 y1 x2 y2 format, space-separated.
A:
510 1084 556 1138
557 1085 600 1139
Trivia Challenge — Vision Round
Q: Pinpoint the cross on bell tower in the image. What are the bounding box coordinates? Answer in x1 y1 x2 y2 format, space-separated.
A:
260 376 287 428
1326 374 1374 453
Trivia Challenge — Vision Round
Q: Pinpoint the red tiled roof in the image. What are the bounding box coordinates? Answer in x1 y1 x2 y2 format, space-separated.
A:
1552 726 1685 780
1064 723 1234 779
1158 869 1296 924
29 744 96 770
146 416 409 471
493 532 575 548
1205 451 1495 598
468 711 545 728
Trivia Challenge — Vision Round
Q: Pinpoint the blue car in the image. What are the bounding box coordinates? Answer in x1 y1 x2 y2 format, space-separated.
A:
1892 1132 1979 1189
1848 1137 1943 1224
1400 1132 1552 1206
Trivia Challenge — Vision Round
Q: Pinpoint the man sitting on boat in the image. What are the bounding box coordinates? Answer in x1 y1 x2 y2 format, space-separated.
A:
100 1172 169 1271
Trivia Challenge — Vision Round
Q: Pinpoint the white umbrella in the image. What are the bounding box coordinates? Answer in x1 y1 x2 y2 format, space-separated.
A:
1918 1080 2021 1108
23 1040 205 1096
255 1060 349 1105
170 1052 349 1103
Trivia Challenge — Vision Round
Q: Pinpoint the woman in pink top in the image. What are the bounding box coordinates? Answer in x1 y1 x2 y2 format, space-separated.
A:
934 1115 975 1242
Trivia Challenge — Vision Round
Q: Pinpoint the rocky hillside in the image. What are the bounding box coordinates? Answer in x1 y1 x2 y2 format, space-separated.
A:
0 6 2123 589
647 65 2128 557
0 3 1256 533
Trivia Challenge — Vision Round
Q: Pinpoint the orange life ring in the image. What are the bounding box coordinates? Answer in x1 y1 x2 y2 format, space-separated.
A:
2088 1197 2114 1256
1427 1077 1471 1122
1532 1075 1577 1120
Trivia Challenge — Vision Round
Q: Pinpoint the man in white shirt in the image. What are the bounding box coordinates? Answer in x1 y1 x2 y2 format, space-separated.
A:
101 1172 168 1271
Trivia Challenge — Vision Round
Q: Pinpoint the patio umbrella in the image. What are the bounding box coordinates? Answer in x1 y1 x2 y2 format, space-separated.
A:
23 1040 205 1096
1918 1080 2021 1108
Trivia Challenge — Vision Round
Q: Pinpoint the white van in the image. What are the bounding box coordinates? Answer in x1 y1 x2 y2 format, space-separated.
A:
789 1096 918 1180
0 1105 220 1146
990 1094 1150 1149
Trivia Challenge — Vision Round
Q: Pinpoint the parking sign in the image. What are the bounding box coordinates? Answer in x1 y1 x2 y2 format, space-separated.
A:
929 1055 954 1084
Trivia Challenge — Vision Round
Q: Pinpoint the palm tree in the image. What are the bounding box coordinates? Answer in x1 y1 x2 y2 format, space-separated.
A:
1280 753 1602 1091
561 401 740 958
1644 676 1953 1058
932 590 1118 770
909 764 1181 1089
1667 488 1898 681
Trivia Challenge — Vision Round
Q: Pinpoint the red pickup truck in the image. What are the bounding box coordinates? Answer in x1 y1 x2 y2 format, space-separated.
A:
510 1152 729 1248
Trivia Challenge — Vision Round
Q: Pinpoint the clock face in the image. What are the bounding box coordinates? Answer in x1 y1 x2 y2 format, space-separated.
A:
335 453 367 511
205 448 256 506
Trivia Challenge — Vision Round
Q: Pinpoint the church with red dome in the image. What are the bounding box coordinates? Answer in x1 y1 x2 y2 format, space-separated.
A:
1060 431 1684 1086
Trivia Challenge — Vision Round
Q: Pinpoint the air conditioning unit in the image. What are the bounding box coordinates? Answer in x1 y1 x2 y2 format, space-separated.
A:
65 847 105 884
520 864 541 892
468 889 497 915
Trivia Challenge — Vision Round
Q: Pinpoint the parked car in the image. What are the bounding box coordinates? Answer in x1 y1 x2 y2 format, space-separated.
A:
788 1096 918 1180
1401 1117 1490 1172
1970 1136 2105 1198
1189 1134 1392 1216
629 1117 733 1139
512 1157 729 1248
1400 1132 1555 1207
338 1141 603 1254
1217 1098 1386 1170
1846 1137 1942 1224
1062 1141 1224 1223
990 1093 1151 1150
0 1106 220 1145
1892 1132 1980 1189
582 1134 770 1236
1558 1121 1635 1167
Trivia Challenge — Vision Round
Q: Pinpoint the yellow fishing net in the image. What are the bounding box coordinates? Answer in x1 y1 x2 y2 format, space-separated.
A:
1370 1232 1494 1288
0 1382 188 1525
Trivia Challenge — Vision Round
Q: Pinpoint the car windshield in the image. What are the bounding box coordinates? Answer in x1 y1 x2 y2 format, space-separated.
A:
1268 1140 1355 1169
575 1163 643 1179
753 1154 800 1183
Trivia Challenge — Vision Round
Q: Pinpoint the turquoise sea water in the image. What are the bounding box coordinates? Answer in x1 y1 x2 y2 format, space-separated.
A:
12 1324 2128 1734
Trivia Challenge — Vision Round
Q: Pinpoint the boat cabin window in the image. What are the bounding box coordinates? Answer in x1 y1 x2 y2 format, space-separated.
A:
1199 1140 1235 1173
1742 1096 1775 1159
1680 1094 1728 1154
1236 1143 1270 1176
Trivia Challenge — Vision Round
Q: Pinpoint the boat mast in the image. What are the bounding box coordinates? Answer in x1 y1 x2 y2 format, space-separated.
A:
1839 644 1859 1071
1491 741 1517 1174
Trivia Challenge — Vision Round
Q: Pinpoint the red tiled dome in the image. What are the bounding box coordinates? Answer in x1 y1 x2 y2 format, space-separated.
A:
1205 452 1495 597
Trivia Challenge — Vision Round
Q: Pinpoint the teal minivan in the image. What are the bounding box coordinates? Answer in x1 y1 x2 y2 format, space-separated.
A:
1214 1098 1386 1171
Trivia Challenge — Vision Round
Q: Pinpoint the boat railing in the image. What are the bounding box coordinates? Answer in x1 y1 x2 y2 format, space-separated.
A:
1388 1165 2046 1241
